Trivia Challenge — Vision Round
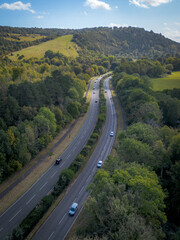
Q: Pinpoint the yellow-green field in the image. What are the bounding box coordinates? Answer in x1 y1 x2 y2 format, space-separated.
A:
151 71 180 91
9 35 78 60
5 33 45 42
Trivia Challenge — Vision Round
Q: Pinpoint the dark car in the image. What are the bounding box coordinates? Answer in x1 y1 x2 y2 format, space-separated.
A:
56 158 62 164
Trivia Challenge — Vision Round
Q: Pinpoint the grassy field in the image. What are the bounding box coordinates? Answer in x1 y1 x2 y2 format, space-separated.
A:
151 71 180 91
9 35 78 60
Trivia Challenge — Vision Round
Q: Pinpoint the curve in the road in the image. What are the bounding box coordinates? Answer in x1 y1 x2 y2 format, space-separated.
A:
32 76 117 240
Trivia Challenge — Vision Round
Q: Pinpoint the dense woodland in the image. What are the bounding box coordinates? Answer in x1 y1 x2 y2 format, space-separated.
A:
73 59 180 240
0 26 180 239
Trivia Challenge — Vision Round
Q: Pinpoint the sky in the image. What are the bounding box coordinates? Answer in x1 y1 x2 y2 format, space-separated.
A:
0 0 180 42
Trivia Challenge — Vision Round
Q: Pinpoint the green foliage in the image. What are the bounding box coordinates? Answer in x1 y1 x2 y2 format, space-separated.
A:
120 122 158 147
79 162 166 240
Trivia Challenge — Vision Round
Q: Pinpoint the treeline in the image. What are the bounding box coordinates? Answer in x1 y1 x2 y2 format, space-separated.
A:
74 59 180 239
72 27 180 59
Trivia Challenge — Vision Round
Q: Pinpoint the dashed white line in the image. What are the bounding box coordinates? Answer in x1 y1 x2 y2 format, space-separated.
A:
26 194 36 205
58 213 67 225
9 209 22 222
48 231 54 240
79 186 84 195
50 171 57 178
39 182 48 191
86 174 92 183
66 154 71 159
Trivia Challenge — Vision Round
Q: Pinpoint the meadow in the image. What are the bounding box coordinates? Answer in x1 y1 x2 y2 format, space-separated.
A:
151 71 180 91
9 35 78 60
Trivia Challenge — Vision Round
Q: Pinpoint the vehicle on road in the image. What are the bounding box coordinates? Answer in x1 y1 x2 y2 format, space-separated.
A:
93 92 95 94
97 160 102 168
56 158 62 164
110 131 114 137
69 202 78 216
105 90 107 93
95 100 98 103
93 87 95 90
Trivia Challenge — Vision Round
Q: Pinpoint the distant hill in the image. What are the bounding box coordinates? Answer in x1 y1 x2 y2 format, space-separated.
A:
1 26 180 59
72 27 180 58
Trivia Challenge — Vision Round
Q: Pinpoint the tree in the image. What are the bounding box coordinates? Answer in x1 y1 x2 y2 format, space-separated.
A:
118 138 155 167
80 163 166 240
67 102 79 119
120 122 158 147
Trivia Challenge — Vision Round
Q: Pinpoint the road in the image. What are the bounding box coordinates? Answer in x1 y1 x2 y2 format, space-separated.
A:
0 76 102 239
33 76 117 240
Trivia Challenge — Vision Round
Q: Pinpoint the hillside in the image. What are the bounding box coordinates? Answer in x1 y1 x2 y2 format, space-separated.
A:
72 27 180 58
8 35 78 60
0 26 76 56
1 26 180 59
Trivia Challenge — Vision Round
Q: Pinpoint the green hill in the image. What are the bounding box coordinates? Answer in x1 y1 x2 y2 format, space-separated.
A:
9 35 78 60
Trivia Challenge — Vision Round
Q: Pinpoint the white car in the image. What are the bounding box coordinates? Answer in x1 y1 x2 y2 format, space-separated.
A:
97 160 102 168
110 131 114 137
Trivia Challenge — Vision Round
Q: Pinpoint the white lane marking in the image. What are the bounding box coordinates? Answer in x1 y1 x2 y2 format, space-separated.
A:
9 209 22 222
61 161 65 167
0 227 3 232
66 154 71 159
50 171 57 178
79 186 84 195
48 231 54 240
58 213 67 225
26 194 36 205
39 182 48 191
86 174 91 184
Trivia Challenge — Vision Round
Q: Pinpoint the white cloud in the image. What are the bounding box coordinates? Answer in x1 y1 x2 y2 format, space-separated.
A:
85 0 111 10
0 1 35 13
174 22 180 27
164 29 180 42
129 0 172 8
115 6 118 9
35 15 44 19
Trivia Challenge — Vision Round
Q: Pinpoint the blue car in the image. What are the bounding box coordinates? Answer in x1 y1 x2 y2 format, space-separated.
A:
97 160 102 168
110 131 114 137
69 202 78 216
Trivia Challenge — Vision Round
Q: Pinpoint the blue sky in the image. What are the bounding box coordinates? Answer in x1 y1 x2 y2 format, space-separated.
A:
0 0 180 42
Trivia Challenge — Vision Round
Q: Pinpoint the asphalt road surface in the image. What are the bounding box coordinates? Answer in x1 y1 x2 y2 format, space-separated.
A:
33 76 117 240
0 76 102 240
